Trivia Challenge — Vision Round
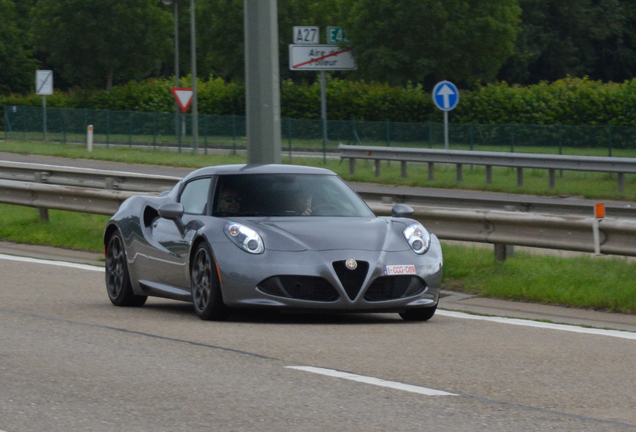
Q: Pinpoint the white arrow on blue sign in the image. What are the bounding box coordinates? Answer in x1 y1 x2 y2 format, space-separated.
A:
432 81 459 111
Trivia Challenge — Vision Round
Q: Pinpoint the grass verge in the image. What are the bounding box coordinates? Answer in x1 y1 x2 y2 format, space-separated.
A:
1 204 634 314
1 139 635 201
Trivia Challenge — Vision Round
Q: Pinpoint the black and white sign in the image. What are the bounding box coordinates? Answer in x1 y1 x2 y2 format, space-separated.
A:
36 70 53 96
293 26 319 44
289 45 356 70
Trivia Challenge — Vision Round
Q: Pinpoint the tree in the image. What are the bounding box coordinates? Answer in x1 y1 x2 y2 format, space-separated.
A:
0 0 38 95
31 0 173 90
498 0 636 84
342 0 522 88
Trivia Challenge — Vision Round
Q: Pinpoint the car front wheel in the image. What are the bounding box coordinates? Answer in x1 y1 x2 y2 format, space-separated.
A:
191 242 228 321
399 305 437 322
105 231 147 307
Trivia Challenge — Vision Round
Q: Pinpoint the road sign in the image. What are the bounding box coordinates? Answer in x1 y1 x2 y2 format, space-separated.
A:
327 26 348 44
36 70 53 95
432 80 459 111
171 87 194 113
289 45 356 70
293 26 319 44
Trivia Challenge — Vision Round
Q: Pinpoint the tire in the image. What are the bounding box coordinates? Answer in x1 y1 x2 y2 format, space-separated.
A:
105 231 147 307
399 304 437 322
191 242 229 321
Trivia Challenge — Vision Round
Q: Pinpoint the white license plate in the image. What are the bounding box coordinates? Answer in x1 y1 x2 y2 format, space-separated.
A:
383 264 416 275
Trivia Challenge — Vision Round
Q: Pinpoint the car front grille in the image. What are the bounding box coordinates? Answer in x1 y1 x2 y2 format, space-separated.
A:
364 276 426 302
258 276 340 302
332 260 369 301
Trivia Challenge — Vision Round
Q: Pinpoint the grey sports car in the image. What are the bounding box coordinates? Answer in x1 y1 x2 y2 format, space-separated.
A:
104 164 443 321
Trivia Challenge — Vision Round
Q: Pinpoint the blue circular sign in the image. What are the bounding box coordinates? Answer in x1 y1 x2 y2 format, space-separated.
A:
432 81 459 111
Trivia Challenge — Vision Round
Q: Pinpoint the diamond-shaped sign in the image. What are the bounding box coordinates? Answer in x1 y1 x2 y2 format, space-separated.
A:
171 87 194 113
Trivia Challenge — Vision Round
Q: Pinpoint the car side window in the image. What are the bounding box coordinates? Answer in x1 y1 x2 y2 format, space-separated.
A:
179 177 212 214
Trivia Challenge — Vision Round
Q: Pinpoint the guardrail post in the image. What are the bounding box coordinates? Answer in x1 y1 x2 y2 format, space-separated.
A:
618 173 624 193
375 159 381 177
456 164 463 182
517 167 524 186
486 166 492 184
549 169 556 188
34 172 49 223
494 244 514 262
349 158 356 175
401 161 407 177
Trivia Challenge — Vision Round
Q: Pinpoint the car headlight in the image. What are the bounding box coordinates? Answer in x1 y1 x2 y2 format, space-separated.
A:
403 223 431 254
224 222 265 254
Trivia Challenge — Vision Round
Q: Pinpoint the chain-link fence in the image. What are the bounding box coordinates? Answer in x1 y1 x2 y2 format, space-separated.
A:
5 105 636 157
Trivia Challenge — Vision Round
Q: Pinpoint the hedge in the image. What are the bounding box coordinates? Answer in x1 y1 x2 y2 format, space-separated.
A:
3 76 636 128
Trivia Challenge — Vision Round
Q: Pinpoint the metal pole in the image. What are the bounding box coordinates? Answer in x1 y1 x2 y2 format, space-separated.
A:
321 70 327 164
174 1 180 144
444 111 449 149
42 95 47 141
190 0 198 152
244 0 282 164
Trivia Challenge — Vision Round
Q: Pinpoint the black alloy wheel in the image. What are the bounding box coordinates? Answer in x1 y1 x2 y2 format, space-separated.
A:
191 242 228 320
105 231 147 307
399 304 437 322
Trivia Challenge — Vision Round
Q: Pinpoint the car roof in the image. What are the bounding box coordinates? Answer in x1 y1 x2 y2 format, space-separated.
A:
182 164 337 182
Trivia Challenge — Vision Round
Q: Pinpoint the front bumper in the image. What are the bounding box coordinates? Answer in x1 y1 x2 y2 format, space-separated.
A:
213 239 443 312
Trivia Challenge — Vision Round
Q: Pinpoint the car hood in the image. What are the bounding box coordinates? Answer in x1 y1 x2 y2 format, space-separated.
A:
243 217 411 252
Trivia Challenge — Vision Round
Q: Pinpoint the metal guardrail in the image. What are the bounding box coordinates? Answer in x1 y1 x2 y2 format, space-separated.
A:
1 162 636 258
340 144 636 192
0 161 180 192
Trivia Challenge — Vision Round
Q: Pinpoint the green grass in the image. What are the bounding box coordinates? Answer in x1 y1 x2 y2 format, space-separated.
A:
0 204 109 252
442 243 636 314
1 139 635 200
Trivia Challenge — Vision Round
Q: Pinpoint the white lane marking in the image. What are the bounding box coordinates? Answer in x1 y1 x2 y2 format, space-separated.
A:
0 253 104 272
437 310 636 340
286 366 458 396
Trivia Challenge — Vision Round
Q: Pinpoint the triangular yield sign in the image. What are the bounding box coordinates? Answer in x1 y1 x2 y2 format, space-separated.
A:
171 87 194 113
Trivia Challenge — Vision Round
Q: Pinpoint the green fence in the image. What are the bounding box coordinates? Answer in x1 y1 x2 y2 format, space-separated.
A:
4 105 636 157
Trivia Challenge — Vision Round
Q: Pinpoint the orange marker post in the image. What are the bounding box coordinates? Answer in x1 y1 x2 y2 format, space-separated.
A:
593 203 604 255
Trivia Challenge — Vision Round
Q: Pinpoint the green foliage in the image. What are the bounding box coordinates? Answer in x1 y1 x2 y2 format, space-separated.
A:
30 0 173 90
5 75 636 126
343 0 521 88
0 0 39 95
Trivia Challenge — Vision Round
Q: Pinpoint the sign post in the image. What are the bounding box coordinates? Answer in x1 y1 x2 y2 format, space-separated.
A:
36 70 53 141
432 80 459 149
289 41 356 162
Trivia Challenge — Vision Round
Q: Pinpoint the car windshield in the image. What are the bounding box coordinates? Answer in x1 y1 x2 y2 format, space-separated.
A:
212 174 375 217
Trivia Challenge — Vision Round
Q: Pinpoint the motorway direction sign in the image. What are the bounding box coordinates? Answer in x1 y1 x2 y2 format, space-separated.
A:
327 26 348 44
293 26 319 44
36 70 53 95
432 80 459 111
171 87 194 113
289 45 356 70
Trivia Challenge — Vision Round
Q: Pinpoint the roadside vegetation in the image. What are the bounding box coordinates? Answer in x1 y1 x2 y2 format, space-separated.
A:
0 141 635 314
1 140 634 201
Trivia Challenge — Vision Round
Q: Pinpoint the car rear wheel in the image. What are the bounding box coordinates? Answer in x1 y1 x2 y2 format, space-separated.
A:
399 305 437 322
191 242 228 321
105 231 147 307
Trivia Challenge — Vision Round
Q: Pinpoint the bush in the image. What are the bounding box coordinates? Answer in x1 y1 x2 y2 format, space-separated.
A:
4 75 636 129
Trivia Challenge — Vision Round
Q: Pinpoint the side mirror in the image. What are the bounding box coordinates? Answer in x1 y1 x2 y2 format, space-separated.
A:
158 202 185 221
158 203 186 237
391 203 414 218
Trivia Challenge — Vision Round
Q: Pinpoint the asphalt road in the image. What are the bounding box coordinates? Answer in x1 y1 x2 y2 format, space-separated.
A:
1 254 635 432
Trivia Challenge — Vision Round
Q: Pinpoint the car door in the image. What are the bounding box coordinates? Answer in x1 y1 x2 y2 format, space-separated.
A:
151 176 213 289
